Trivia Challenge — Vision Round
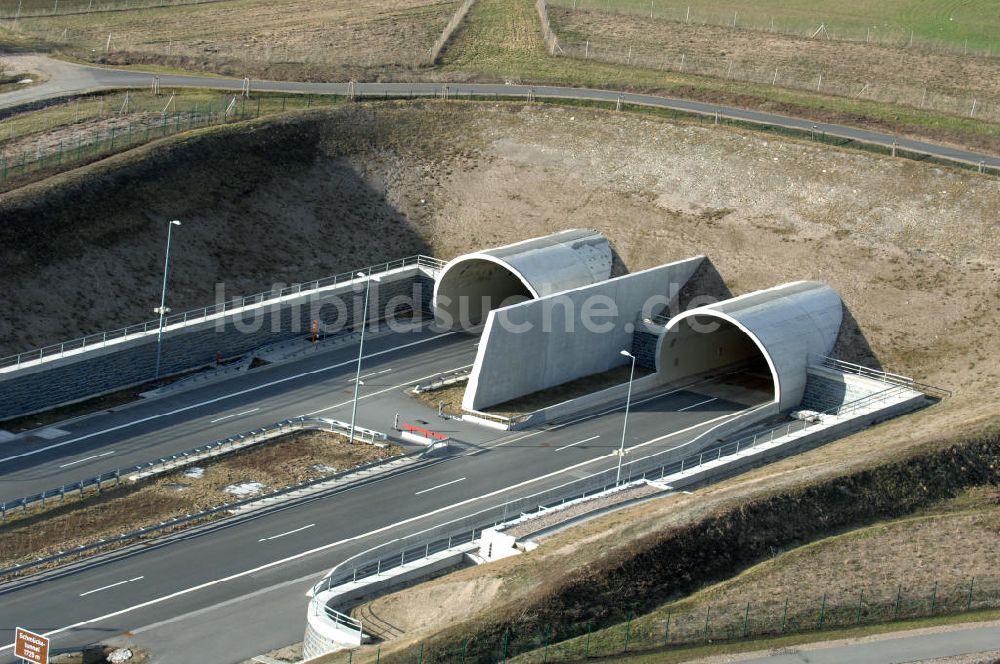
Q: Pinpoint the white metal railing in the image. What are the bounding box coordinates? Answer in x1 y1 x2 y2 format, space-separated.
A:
1 416 386 520
811 355 952 398
0 255 444 371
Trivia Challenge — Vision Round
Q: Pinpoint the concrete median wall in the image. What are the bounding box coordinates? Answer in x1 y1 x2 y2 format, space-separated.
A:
0 270 435 421
463 256 704 411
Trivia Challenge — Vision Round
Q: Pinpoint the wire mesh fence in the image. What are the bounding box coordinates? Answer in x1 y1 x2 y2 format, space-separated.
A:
551 0 999 59
331 575 1000 663
0 91 340 187
557 39 999 123
0 0 223 18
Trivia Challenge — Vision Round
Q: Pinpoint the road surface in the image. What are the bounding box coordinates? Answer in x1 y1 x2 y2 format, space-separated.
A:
0 326 761 663
1 55 997 170
734 623 1000 663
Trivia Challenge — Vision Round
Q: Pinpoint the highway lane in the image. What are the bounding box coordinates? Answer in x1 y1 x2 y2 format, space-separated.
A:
0 325 495 503
0 57 996 169
0 384 754 663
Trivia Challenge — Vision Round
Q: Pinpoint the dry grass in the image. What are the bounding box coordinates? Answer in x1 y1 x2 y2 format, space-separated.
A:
536 487 1000 658
410 382 467 417
0 430 401 568
550 8 1000 122
7 0 459 80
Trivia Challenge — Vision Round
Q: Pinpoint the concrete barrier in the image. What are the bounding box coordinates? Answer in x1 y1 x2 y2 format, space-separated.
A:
0 264 437 420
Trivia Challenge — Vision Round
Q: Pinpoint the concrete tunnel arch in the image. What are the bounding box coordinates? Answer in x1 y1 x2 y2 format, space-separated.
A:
656 281 843 410
433 229 614 329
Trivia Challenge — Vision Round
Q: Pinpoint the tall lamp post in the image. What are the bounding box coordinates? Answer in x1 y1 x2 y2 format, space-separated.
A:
349 270 381 443
615 349 637 485
153 219 181 383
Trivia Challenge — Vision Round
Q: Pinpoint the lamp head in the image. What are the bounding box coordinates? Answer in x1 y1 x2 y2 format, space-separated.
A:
620 350 634 358
170 220 182 226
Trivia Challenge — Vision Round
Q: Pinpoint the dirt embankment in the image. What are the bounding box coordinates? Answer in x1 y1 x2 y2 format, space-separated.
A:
363 424 1000 664
2 103 995 391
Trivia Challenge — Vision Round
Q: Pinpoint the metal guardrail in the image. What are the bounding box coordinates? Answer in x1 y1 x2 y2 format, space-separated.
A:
412 367 473 393
0 446 424 579
0 416 385 520
812 355 952 398
0 254 445 371
313 383 928 595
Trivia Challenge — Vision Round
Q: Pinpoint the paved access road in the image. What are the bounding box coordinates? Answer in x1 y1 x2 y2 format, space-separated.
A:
0 334 753 663
0 55 997 169
734 623 1000 663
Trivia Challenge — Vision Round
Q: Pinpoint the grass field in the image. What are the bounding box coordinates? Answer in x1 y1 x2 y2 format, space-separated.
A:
553 0 1000 55
511 486 1000 661
0 90 342 191
4 0 459 80
438 0 1000 152
549 7 1000 122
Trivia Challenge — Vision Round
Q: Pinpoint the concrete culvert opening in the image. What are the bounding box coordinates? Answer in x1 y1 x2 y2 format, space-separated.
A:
658 314 777 403
434 258 535 330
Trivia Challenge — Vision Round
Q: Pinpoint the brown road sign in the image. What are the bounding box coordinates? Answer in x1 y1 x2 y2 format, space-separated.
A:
14 627 49 664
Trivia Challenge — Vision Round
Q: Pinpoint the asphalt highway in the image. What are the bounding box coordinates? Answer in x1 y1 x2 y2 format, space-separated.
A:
0 336 753 663
0 325 486 504
0 56 997 169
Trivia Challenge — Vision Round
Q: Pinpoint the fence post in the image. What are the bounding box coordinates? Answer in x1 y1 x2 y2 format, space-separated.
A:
623 615 632 653
501 628 509 663
663 612 671 646
818 593 827 629
703 606 711 641
930 580 938 615
585 623 591 658
856 589 864 624
543 625 550 663
781 597 788 632
460 638 467 664
893 585 902 620
418 642 423 664
742 602 751 637
967 577 975 611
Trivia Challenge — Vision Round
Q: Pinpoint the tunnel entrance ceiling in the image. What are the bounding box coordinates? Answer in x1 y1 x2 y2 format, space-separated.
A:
434 258 534 328
433 229 614 331
657 315 777 402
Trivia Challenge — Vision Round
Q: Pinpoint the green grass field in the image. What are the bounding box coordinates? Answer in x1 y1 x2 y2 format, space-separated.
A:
552 0 1000 54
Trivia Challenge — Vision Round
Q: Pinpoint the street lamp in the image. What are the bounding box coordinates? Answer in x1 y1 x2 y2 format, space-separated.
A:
348 270 381 443
615 349 637 485
153 220 181 383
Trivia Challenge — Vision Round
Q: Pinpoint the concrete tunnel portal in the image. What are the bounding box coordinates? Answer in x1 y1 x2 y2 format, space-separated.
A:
433 257 536 328
433 229 615 329
658 313 778 404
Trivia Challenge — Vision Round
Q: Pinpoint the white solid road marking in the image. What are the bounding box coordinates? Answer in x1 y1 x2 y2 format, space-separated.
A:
678 397 718 412
0 408 750 655
58 450 115 468
0 332 459 465
79 576 144 597
304 363 474 416
209 407 260 424
415 477 466 495
258 523 315 542
555 435 600 451
350 368 392 383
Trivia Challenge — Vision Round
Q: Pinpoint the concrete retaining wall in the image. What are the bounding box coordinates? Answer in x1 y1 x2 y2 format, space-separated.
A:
464 256 704 411
800 366 891 412
0 270 435 420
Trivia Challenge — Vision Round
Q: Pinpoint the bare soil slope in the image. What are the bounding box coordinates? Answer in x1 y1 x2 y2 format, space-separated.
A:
0 102 996 388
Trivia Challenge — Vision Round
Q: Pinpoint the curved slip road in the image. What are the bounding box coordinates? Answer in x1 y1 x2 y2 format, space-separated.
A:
0 55 997 171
